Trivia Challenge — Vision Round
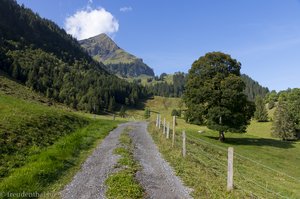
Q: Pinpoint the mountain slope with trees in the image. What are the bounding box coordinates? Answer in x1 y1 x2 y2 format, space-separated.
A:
139 72 268 101
242 74 269 101
79 33 155 77
0 0 149 113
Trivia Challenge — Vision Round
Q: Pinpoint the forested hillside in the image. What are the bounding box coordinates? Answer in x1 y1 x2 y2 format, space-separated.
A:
80 34 155 77
146 72 186 97
142 72 268 100
0 0 148 113
242 74 269 101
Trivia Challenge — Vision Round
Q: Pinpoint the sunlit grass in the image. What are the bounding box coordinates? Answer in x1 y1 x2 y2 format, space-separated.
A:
0 120 119 198
132 96 300 198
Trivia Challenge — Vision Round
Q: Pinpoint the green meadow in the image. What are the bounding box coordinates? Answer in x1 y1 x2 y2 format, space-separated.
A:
138 96 300 198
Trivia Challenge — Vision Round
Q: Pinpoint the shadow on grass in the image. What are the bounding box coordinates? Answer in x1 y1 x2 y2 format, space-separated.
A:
205 136 296 149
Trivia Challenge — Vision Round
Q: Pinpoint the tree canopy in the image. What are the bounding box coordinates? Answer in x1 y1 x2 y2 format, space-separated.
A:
184 52 254 141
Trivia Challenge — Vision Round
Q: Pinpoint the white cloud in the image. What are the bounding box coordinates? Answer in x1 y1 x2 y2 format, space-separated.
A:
65 8 119 40
120 6 132 12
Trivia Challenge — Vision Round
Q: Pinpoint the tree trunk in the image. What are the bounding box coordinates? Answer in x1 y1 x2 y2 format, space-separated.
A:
219 131 225 142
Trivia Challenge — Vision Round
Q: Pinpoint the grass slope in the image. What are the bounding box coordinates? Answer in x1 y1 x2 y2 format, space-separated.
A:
0 92 88 179
0 75 121 198
0 120 119 197
140 96 300 198
0 72 56 105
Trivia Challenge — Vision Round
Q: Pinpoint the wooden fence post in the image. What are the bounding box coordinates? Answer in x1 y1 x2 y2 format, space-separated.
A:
163 118 166 134
172 116 176 147
113 114 115 120
167 122 170 139
227 147 234 191
158 115 161 129
182 131 186 157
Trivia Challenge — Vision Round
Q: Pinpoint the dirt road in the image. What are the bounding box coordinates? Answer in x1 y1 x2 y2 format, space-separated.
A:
61 121 191 199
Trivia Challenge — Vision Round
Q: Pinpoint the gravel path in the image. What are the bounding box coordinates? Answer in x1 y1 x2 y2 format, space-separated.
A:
61 121 192 199
129 122 192 199
60 123 128 199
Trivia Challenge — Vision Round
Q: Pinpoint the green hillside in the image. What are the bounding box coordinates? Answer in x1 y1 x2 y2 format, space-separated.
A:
0 0 148 114
0 74 120 197
79 33 155 77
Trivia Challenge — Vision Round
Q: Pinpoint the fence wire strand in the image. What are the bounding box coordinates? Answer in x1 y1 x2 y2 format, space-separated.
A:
186 133 300 183
153 121 296 198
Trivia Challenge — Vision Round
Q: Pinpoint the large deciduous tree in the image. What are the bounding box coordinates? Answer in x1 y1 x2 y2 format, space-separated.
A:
184 52 254 141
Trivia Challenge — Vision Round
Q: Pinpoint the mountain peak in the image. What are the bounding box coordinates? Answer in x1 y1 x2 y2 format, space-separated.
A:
80 33 120 54
79 34 154 77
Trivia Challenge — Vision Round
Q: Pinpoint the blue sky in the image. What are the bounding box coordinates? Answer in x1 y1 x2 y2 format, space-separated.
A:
16 0 300 91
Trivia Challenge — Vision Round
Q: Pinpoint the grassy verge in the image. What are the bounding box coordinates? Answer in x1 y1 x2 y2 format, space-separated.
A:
127 96 300 197
0 92 89 179
148 120 300 198
105 127 144 199
148 122 245 198
0 119 119 199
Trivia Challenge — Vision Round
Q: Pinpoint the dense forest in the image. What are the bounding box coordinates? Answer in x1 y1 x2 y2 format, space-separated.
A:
242 74 269 101
0 0 149 113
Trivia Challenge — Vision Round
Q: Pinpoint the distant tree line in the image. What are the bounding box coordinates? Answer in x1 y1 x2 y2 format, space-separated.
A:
146 72 186 97
143 72 268 101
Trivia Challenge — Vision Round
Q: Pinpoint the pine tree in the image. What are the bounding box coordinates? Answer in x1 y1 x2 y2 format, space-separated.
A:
272 100 296 140
254 96 268 122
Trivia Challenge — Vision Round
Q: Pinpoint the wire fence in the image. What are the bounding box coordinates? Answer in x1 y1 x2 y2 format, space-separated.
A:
154 115 299 198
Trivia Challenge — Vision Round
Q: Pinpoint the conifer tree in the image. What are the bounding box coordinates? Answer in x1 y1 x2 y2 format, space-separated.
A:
254 96 268 122
272 100 296 140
